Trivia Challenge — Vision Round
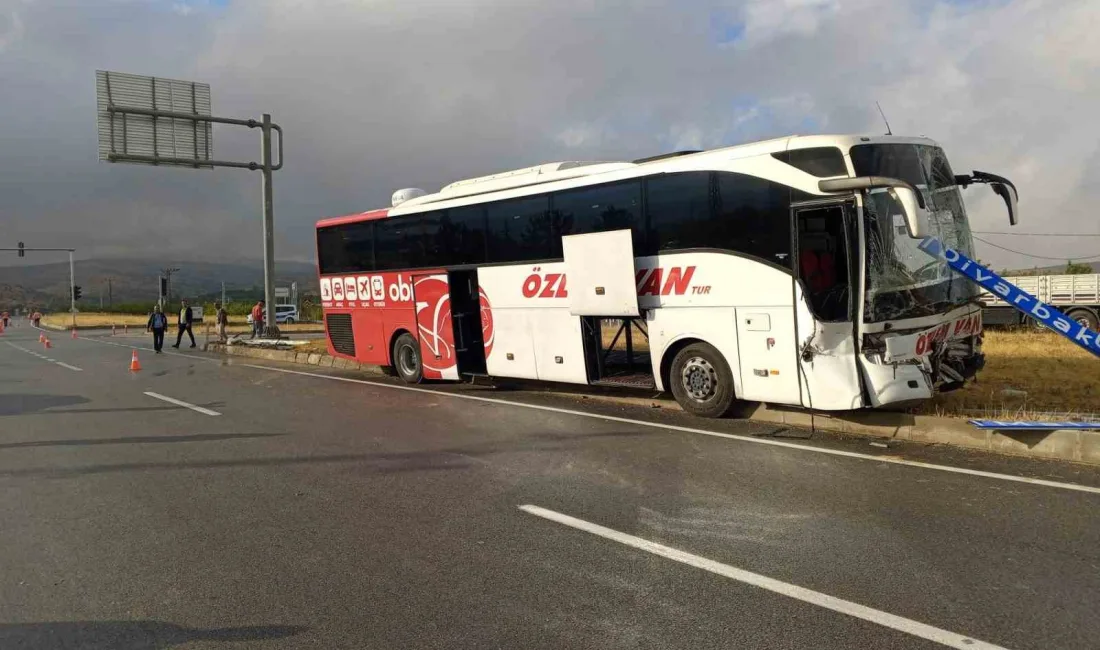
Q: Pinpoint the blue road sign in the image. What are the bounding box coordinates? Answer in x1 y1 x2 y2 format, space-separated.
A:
918 236 1100 359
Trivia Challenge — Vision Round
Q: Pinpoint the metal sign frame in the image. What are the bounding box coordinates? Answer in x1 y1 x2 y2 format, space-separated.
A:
95 70 285 336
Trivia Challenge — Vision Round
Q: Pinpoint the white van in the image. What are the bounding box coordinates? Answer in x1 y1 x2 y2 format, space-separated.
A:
247 304 298 324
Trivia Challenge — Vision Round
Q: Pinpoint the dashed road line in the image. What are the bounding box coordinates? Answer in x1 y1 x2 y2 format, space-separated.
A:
3 342 83 371
519 505 1009 650
143 391 222 416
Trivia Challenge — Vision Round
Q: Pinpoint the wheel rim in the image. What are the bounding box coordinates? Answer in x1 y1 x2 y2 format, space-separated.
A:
680 356 718 402
397 344 419 377
1074 316 1092 329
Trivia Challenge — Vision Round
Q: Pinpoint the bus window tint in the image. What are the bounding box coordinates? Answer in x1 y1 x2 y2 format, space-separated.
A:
773 147 847 177
486 195 552 262
317 222 373 274
439 206 487 265
418 211 444 267
375 217 419 270
552 181 643 255
645 172 712 253
715 172 793 268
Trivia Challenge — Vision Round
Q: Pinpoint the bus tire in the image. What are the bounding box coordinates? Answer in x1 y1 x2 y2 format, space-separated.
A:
1067 308 1099 331
668 342 735 418
392 333 423 384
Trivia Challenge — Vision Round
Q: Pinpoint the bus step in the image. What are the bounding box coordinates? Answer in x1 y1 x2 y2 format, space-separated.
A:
592 374 657 390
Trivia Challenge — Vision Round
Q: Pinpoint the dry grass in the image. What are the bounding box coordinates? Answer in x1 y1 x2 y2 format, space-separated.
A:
43 311 323 333
601 319 651 353
923 329 1100 419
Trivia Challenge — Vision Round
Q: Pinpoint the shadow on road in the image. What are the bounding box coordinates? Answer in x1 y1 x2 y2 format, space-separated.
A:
0 395 90 416
0 620 307 649
0 433 285 450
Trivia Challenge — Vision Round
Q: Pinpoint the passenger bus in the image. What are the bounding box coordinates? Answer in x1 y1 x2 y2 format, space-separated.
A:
315 135 1019 417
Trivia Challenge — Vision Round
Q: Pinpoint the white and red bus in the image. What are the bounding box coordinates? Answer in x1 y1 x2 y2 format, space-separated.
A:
315 135 1018 417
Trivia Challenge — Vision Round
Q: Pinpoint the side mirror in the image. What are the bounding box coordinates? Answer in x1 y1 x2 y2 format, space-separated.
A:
888 186 928 239
991 182 1018 226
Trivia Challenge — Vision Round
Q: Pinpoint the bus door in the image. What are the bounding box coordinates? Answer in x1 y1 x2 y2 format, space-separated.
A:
792 202 865 409
411 273 460 380
447 269 487 375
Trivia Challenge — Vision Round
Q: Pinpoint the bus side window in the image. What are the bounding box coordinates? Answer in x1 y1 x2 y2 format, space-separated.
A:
551 181 643 256
714 172 793 268
644 172 711 254
440 206 488 266
486 195 552 263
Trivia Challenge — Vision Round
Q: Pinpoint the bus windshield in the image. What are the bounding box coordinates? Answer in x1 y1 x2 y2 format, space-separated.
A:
851 143 978 322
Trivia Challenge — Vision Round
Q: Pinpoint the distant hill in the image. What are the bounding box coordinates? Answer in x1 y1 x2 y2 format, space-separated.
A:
1001 261 1100 276
0 258 318 311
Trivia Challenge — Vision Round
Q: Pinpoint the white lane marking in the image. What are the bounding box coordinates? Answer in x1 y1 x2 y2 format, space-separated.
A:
3 342 83 371
242 364 1100 496
143 391 221 416
75 334 220 363
519 505 1009 650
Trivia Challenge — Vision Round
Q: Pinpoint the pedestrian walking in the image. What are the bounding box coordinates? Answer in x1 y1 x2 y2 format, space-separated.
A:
215 301 229 343
250 300 265 339
147 304 168 353
31 311 42 328
1 311 9 328
172 299 196 349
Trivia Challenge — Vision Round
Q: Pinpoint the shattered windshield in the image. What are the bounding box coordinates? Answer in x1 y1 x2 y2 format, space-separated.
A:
852 144 978 323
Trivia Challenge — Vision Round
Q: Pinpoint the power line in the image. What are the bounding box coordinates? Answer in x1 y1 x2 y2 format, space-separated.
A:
973 231 1100 237
972 235 1100 261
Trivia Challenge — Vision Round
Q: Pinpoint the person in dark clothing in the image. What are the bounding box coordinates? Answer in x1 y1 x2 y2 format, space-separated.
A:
172 299 196 349
147 304 168 353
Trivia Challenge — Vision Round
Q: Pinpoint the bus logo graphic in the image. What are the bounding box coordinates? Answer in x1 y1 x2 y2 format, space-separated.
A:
332 280 344 300
344 277 358 301
522 269 568 298
480 287 494 358
413 276 455 375
320 278 332 301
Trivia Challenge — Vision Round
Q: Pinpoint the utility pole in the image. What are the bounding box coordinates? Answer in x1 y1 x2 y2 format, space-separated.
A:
107 277 113 308
161 267 180 308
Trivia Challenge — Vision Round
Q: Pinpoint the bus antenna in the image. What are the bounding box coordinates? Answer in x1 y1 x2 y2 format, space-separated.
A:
875 101 893 135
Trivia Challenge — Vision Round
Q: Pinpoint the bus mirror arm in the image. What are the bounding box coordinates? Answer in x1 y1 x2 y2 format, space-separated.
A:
955 170 1019 226
818 176 928 239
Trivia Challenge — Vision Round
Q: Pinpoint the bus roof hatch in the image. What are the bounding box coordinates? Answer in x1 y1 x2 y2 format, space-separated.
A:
562 229 640 318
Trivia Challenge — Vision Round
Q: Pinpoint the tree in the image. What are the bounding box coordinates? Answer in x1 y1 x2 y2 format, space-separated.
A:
1064 260 1094 275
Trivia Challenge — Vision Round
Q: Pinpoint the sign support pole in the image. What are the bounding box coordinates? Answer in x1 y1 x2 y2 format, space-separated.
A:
261 113 278 338
69 250 76 329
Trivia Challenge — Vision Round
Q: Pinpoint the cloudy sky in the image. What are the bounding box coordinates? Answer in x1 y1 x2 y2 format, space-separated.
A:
1 0 1099 270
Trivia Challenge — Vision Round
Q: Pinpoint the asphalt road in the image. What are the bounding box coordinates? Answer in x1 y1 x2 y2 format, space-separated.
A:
2 321 1099 650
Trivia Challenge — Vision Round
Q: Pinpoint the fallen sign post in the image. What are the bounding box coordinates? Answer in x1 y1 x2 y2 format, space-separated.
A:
94 70 284 338
917 236 1100 359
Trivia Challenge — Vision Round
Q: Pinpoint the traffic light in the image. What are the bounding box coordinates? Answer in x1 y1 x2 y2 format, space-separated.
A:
72 285 82 301
17 242 24 258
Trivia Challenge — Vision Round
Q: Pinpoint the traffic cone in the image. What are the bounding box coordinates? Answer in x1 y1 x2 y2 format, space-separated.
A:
38 332 45 343
44 337 52 349
129 349 141 372
71 328 78 339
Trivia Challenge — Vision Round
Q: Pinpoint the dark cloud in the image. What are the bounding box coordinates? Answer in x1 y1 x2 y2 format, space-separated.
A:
2 0 1099 270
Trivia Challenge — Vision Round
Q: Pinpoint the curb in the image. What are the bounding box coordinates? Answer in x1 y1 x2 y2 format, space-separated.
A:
205 343 1100 467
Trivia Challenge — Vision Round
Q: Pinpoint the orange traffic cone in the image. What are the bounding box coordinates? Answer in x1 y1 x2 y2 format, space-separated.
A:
38 333 45 343
43 337 52 349
129 349 141 372
71 328 78 339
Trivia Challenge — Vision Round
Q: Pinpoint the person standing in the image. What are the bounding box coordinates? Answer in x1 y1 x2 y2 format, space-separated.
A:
250 300 265 339
147 304 168 353
215 301 228 343
172 299 196 349
1 311 9 328
31 310 42 328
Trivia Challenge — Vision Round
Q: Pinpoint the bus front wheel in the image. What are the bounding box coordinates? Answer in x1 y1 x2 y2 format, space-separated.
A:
668 342 735 418
392 333 424 384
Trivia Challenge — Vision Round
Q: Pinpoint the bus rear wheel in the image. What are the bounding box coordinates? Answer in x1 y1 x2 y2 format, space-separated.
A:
392 333 423 384
668 342 735 418
1067 308 1099 331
